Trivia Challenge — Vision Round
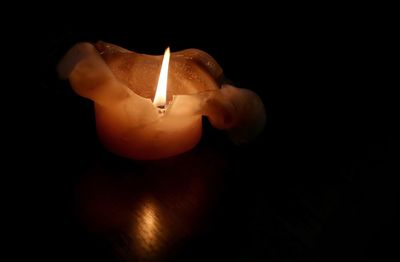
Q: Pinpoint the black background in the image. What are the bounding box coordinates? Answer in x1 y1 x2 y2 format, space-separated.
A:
37 5 398 262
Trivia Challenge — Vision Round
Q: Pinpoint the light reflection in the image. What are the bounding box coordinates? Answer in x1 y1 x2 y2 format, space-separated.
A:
133 199 162 255
77 146 225 261
131 198 165 257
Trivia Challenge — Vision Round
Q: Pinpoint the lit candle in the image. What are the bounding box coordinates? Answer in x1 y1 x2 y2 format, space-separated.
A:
58 41 266 160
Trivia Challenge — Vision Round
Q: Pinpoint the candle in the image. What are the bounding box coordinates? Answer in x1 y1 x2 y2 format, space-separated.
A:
58 41 266 160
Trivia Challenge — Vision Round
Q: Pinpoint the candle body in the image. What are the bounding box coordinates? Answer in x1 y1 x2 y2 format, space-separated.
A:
95 103 202 159
58 42 266 160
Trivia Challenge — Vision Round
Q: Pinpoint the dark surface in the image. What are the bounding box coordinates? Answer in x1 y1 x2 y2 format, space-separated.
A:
38 9 398 262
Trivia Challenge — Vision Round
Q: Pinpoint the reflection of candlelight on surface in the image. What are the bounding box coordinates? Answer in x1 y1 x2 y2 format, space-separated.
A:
75 146 225 261
135 199 160 253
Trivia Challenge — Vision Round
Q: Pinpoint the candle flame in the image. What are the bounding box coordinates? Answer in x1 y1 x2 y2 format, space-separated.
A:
153 47 170 108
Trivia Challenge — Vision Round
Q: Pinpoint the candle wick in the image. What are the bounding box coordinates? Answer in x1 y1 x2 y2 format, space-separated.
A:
157 105 166 115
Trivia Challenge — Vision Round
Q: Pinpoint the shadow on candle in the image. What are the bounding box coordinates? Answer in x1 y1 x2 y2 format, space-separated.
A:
75 143 226 261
